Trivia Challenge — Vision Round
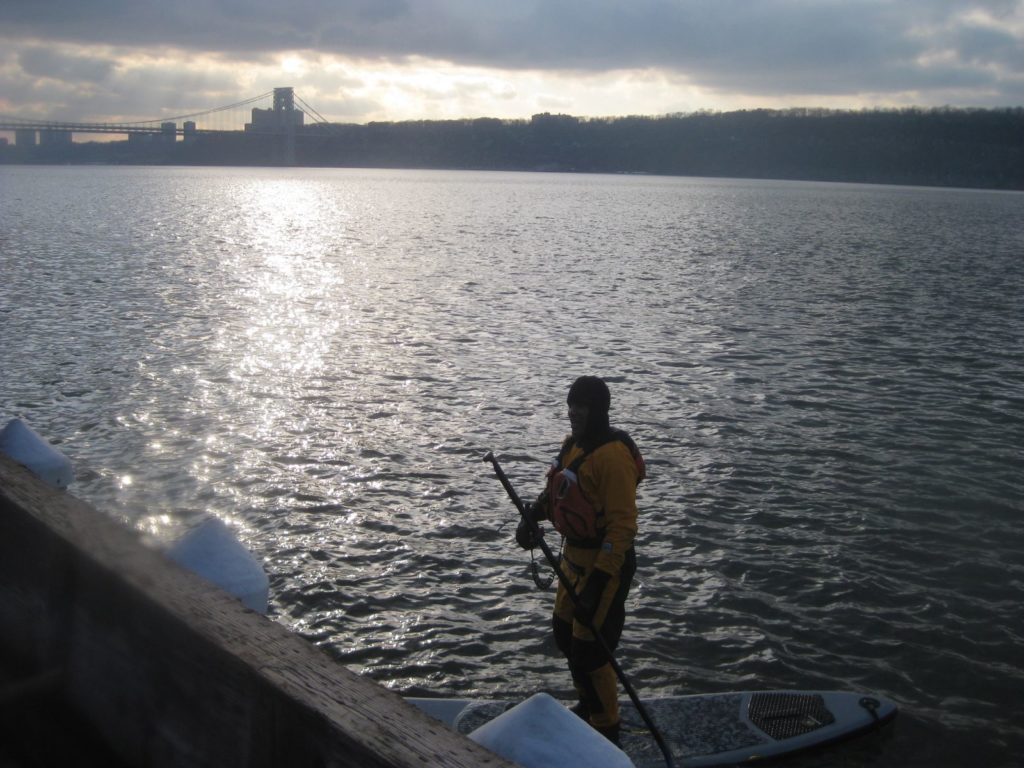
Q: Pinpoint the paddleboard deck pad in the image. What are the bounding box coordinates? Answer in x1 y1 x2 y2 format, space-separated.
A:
409 689 897 767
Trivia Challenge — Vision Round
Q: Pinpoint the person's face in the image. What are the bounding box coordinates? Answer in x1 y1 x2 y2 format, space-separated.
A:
568 402 590 440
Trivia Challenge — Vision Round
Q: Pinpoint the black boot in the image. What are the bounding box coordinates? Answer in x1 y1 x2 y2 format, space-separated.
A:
570 700 589 720
594 721 621 746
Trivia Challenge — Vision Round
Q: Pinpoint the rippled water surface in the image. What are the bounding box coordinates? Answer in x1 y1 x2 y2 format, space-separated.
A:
2 166 1022 766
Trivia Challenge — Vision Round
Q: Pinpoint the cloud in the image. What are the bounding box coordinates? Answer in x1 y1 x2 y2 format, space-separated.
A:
952 15 1024 70
0 0 412 53
1 0 1022 124
18 46 115 83
1 1 1019 73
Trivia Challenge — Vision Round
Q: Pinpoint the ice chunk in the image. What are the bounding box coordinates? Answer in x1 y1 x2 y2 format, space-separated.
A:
0 418 74 489
167 517 269 614
469 692 635 768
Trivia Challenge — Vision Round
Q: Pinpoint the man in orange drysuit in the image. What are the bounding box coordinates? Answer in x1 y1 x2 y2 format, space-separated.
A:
516 376 645 744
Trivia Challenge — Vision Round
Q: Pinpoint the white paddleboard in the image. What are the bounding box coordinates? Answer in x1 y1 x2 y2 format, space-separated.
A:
409 689 897 767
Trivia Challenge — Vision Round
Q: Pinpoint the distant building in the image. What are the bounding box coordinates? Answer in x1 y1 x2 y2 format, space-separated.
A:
40 130 72 146
246 87 304 134
161 122 177 145
184 121 197 145
15 129 37 148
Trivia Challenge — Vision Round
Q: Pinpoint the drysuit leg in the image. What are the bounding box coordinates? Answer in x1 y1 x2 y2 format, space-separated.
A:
552 549 635 734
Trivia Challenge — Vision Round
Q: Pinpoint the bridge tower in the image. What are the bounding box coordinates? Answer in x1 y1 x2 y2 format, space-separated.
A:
276 87 296 165
246 87 303 164
273 87 295 113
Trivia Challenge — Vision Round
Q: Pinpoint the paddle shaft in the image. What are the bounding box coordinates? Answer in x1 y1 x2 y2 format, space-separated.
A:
483 451 678 768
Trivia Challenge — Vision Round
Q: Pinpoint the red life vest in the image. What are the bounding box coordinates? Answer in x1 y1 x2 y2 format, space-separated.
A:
545 431 645 541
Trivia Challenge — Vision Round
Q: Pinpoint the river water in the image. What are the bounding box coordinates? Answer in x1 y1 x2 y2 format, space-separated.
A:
1 166 1022 766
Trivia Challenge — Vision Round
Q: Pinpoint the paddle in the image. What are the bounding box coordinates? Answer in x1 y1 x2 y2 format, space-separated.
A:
483 451 678 768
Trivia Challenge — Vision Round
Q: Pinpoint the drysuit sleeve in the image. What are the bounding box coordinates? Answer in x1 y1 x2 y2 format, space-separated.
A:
586 441 640 575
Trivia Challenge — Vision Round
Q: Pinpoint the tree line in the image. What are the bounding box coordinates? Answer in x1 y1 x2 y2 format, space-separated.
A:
5 107 1023 190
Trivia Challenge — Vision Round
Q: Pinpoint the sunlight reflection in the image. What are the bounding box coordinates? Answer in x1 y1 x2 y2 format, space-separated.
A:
231 178 342 371
179 175 375 523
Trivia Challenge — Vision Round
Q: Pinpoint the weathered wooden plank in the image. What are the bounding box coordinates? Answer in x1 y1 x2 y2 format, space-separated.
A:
0 453 513 767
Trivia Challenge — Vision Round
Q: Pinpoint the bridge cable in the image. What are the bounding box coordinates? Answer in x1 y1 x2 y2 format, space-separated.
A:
121 91 276 126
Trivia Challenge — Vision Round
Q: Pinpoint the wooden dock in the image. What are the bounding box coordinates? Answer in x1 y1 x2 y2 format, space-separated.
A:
0 453 514 767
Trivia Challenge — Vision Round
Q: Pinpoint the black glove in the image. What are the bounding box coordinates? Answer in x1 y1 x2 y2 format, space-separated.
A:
526 496 547 522
515 517 541 549
574 569 611 624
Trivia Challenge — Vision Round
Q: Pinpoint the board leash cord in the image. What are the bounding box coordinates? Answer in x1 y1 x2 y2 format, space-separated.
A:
859 697 882 722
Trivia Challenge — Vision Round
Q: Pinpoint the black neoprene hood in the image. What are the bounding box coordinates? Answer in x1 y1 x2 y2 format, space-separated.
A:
567 375 611 414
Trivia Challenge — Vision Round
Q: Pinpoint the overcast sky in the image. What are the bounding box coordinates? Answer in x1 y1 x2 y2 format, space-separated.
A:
1 0 1022 127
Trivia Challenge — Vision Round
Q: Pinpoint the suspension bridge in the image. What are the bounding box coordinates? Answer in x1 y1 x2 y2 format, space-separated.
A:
0 87 331 160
